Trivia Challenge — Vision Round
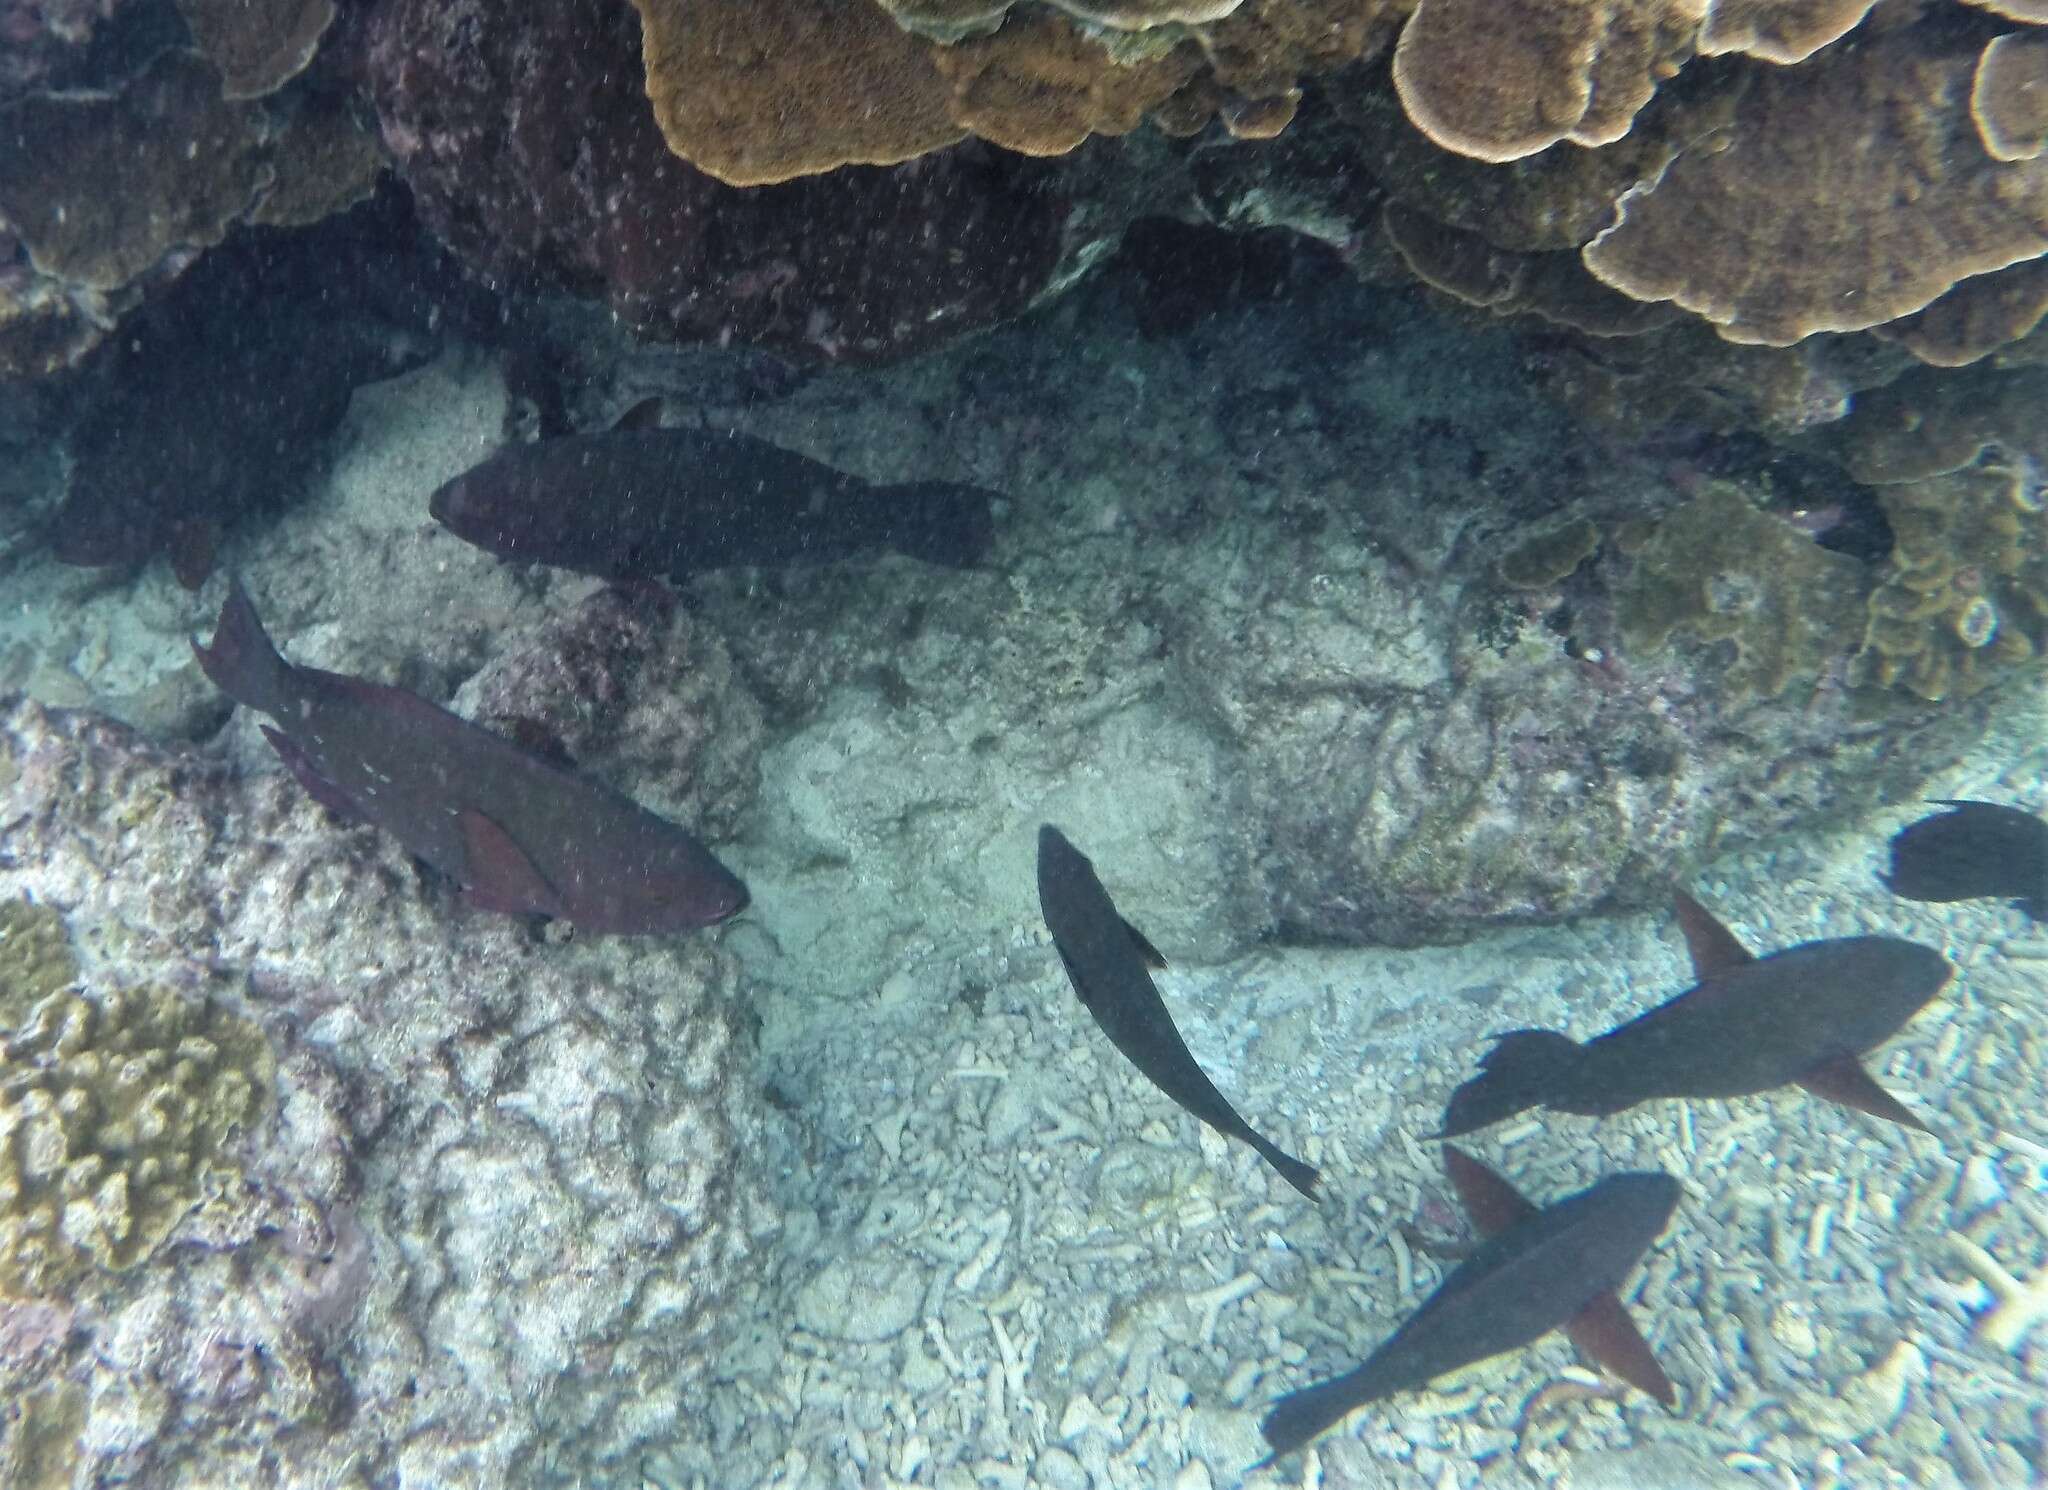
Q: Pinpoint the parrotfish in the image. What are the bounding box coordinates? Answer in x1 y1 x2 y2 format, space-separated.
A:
1438 891 1952 1138
1883 800 2046 923
1258 1147 1678 1464
1035 824 1320 1201
428 415 998 581
191 582 747 934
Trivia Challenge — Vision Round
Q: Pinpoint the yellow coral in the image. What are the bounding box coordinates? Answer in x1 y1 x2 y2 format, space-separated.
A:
0 978 273 1298
0 900 75 1034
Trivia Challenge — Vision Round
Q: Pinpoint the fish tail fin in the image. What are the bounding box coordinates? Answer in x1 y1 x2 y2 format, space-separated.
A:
191 579 293 717
1251 1138 1323 1203
1436 1029 1582 1138
1257 1365 1382 1465
886 481 997 568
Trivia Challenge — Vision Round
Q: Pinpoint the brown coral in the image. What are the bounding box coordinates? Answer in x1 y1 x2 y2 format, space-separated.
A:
1391 0 1702 163
1971 30 2048 163
0 51 268 292
1583 27 2048 345
1381 200 1678 333
1695 0 1876 65
932 8 1207 155
1875 259 2048 368
630 0 964 186
174 0 337 100
1851 462 2046 700
1616 483 1870 698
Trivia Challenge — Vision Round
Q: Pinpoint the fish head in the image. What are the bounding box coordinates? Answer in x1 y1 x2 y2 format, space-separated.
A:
584 835 751 934
429 454 565 562
1852 937 1954 1006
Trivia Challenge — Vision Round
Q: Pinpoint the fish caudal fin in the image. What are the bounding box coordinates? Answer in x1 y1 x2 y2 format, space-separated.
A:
1256 1364 1381 1468
1251 1137 1323 1203
191 579 294 718
1437 1029 1582 1138
1796 1052 1933 1135
886 482 997 568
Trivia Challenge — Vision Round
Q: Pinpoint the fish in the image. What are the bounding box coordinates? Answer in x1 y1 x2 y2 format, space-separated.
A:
429 415 998 581
1257 1147 1678 1464
1882 800 2047 923
1035 824 1320 1201
191 581 748 934
1438 890 1952 1138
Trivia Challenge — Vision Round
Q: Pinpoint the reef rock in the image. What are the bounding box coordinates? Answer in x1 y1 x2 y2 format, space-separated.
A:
0 696 776 1488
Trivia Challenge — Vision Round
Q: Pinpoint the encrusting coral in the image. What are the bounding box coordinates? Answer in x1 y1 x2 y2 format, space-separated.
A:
0 899 73 1034
1582 26 2048 346
0 968 275 1297
1970 28 2048 163
1616 483 1870 699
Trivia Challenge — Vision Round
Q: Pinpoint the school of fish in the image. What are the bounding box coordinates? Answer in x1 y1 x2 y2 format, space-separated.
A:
180 396 2046 1475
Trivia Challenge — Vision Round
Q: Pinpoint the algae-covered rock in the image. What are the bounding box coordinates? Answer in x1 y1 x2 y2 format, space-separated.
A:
0 978 273 1297
1617 483 1871 698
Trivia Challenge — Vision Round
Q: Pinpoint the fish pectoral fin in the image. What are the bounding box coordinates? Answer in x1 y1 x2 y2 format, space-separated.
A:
1563 1292 1676 1407
457 809 566 918
1672 888 1754 979
1441 1145 1539 1237
1121 914 1168 969
260 727 368 825
1795 1053 1932 1134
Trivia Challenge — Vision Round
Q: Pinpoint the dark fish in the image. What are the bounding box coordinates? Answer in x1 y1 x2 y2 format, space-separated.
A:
1439 891 1952 1138
1883 800 2047 922
1035 824 1320 1201
429 422 998 581
191 582 747 934
1259 1147 1677 1464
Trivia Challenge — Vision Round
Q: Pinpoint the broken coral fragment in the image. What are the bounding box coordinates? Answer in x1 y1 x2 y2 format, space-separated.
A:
1584 27 2048 345
1971 30 2048 164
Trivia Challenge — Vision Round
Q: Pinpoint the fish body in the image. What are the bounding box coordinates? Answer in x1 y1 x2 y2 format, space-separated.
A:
1440 892 1951 1138
1259 1148 1677 1462
192 583 747 934
1035 825 1320 1201
429 428 997 580
1884 800 2047 922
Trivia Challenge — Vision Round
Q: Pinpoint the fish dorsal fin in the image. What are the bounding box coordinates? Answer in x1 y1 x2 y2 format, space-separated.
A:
1562 1292 1676 1406
458 808 566 919
612 396 665 433
1442 1145 1538 1238
1795 1053 1934 1135
499 715 577 770
1673 889 1753 980
1122 914 1168 970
